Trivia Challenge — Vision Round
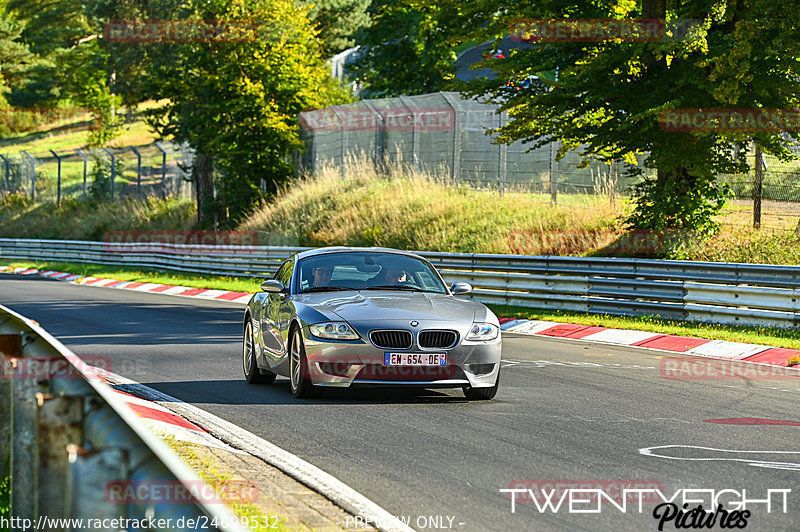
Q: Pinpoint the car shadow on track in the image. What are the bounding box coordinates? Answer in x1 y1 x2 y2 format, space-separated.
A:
139 378 472 406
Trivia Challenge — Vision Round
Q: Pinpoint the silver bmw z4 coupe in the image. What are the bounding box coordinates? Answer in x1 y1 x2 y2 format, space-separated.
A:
242 247 502 399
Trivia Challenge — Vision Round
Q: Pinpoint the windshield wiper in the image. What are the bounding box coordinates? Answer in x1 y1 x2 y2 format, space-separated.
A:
300 286 353 293
365 285 427 292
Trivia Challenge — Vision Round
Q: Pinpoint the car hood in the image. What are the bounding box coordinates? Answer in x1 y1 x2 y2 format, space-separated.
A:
298 291 477 323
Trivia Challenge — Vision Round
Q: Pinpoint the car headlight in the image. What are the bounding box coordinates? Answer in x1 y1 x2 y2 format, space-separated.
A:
309 322 360 340
465 322 499 341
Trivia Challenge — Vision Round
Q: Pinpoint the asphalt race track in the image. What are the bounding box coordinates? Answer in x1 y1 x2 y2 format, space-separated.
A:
3 273 799 531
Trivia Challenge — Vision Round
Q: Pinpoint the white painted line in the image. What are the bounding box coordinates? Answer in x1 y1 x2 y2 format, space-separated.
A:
128 282 166 292
687 340 772 360
160 285 194 295
189 289 228 299
104 371 414 532
229 294 253 305
63 274 83 281
95 278 124 287
505 320 563 334
51 272 72 279
580 328 661 346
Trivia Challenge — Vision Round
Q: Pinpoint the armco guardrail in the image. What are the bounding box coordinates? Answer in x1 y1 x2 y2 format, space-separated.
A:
0 303 248 532
1 238 799 327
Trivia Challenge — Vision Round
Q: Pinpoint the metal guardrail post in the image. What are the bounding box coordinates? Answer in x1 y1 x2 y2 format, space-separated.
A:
22 151 36 201
549 141 559 204
0 154 10 194
155 142 168 198
102 148 116 200
50 149 63 205
75 149 89 201
130 146 142 196
37 394 84 519
10 330 50 521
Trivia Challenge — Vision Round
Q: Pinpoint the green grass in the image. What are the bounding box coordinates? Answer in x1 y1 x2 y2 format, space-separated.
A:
490 304 800 350
0 474 9 524
4 261 262 293
0 194 196 241
164 438 297 531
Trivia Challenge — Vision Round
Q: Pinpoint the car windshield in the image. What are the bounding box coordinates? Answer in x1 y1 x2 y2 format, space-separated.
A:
297 252 447 294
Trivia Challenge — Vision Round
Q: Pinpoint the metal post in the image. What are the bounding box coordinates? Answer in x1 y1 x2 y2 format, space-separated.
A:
130 146 142 196
440 93 461 181
102 148 116 200
399 96 420 170
10 330 51 521
0 154 10 194
49 150 62 205
75 149 89 201
37 394 83 520
22 151 36 201
0 334 22 478
499 111 508 197
154 142 168 197
754 143 763 229
549 141 559 204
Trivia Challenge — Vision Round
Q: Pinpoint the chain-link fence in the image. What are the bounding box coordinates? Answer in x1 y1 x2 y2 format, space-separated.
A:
298 91 800 233
0 142 195 203
297 91 646 197
718 143 800 232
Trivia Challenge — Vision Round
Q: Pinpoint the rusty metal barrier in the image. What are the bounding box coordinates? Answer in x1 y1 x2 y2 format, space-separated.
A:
0 304 247 532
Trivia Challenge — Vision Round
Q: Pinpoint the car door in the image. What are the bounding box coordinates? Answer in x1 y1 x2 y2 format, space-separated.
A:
261 259 293 364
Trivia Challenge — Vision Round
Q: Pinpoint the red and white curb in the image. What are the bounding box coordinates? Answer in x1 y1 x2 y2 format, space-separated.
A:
0 265 253 304
3 264 796 369
500 318 799 368
106 384 245 453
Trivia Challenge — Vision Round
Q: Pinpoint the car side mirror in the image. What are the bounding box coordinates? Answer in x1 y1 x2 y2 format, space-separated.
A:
450 282 472 295
261 280 287 294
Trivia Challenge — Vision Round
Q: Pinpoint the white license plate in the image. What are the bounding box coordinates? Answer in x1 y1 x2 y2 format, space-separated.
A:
384 353 446 366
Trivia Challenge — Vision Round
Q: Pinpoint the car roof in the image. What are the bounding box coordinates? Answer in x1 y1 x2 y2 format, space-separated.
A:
293 246 428 262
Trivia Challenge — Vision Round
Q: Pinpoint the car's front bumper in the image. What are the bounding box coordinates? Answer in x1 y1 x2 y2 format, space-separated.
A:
302 325 501 389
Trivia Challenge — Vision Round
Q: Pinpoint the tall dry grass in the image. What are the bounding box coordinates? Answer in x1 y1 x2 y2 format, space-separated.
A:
240 159 625 254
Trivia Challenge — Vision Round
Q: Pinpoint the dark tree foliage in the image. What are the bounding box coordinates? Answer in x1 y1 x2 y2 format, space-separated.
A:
429 0 800 242
349 0 460 97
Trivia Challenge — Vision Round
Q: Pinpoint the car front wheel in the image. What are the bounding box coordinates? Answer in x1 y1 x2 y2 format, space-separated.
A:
289 328 321 398
463 371 499 400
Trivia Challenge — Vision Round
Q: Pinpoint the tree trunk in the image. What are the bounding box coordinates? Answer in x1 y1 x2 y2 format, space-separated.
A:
192 152 215 227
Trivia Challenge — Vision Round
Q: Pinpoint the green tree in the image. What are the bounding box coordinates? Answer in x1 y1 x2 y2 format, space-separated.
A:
350 0 459 97
436 0 800 242
0 8 33 105
4 0 89 106
301 0 370 56
144 0 348 227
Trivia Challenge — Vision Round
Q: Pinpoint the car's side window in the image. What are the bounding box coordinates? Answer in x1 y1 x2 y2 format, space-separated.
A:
274 260 294 292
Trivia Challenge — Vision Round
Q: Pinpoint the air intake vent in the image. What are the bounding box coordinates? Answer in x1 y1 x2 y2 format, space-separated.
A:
418 330 458 349
370 330 413 349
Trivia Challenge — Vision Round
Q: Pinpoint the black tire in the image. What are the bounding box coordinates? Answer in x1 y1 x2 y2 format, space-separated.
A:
463 371 500 400
243 320 276 384
289 327 322 398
